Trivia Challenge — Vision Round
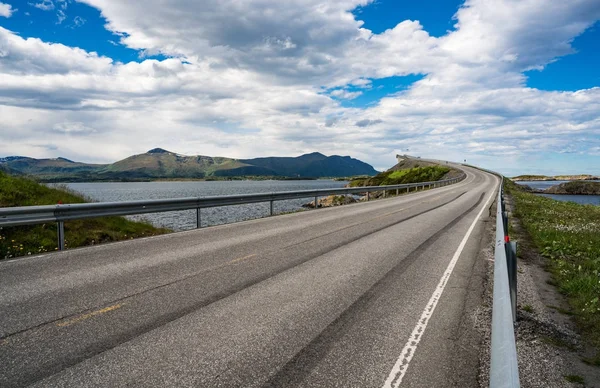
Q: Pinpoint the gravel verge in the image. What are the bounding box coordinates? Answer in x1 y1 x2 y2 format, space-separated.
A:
476 196 600 388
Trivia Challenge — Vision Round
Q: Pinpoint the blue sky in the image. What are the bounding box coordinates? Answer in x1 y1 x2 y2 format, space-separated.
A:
0 0 599 175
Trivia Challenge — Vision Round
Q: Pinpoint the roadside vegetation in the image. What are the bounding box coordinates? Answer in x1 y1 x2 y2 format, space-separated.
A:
348 166 451 187
505 179 600 360
0 171 170 260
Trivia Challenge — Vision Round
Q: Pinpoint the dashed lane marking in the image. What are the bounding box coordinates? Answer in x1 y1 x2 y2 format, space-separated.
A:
56 303 124 327
228 254 258 265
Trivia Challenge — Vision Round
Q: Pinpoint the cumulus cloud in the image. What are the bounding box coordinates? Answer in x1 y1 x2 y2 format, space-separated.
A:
0 0 599 174
0 2 13 17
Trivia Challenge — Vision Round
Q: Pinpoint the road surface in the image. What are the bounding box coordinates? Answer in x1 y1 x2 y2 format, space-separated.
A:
0 165 498 387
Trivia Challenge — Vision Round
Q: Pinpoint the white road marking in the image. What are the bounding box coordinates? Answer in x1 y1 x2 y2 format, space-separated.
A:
382 179 498 388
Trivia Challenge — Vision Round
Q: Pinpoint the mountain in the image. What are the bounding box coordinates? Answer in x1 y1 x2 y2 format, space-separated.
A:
98 148 275 179
242 152 377 177
0 156 107 180
0 149 377 181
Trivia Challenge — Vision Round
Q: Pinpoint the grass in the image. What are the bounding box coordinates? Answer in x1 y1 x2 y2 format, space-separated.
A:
564 375 585 384
582 354 600 366
505 179 600 355
541 335 577 351
0 171 170 260
349 166 450 187
522 304 534 313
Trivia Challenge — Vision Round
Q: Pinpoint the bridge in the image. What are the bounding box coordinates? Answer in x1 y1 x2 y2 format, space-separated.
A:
0 164 516 387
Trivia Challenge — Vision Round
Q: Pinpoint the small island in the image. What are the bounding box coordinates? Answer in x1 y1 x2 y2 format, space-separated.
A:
516 180 600 195
544 181 600 195
512 174 599 181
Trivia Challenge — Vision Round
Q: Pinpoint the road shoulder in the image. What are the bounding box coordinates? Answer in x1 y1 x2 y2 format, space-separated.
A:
478 194 600 388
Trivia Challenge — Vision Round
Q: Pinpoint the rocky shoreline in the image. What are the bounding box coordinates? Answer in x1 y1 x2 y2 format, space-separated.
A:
512 174 600 181
518 180 600 195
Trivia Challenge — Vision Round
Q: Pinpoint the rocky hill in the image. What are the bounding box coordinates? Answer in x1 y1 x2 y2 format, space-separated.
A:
544 181 600 195
0 149 377 181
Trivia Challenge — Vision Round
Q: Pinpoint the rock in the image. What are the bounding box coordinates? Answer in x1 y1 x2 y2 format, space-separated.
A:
544 181 600 195
302 194 358 208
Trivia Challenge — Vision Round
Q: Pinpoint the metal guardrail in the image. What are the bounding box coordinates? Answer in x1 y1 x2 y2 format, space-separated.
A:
490 178 520 388
0 175 465 250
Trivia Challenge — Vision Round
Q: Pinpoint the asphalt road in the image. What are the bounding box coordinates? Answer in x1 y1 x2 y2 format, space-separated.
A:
0 165 498 388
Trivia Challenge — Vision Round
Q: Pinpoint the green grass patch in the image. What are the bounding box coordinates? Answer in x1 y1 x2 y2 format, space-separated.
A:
547 305 574 316
564 375 585 384
505 179 600 353
582 354 600 366
541 335 577 351
349 166 450 187
1 171 170 259
522 304 534 313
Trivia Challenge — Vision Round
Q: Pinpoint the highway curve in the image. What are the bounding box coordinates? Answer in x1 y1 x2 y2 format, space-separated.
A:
0 164 498 388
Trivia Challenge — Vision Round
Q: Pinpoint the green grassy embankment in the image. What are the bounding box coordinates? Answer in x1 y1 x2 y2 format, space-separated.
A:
0 171 170 260
505 180 600 362
348 166 451 187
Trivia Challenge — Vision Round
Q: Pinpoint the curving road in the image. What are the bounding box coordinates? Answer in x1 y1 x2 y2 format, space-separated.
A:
0 165 498 388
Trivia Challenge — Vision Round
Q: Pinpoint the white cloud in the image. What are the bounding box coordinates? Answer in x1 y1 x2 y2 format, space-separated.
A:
330 89 362 99
0 0 599 174
56 8 66 24
0 2 13 17
52 121 96 134
30 0 54 11
73 15 85 27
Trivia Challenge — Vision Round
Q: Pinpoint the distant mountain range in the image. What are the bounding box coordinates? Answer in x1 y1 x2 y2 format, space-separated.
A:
0 148 378 181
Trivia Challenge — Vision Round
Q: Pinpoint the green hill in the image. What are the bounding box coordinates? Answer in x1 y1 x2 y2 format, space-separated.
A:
348 156 456 187
97 148 273 179
0 156 106 181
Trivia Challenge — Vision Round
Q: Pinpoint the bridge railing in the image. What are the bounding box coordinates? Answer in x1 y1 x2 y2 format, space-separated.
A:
490 178 520 388
0 175 465 250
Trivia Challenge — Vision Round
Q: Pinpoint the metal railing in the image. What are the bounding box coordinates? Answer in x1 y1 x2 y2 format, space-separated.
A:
490 178 520 387
0 175 465 250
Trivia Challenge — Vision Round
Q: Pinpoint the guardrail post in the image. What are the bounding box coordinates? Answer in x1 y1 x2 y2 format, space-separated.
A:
366 192 370 201
270 200 274 216
196 208 201 228
383 190 386 198
407 187 410 193
503 211 509 238
396 188 399 196
314 195 319 208
57 221 65 250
